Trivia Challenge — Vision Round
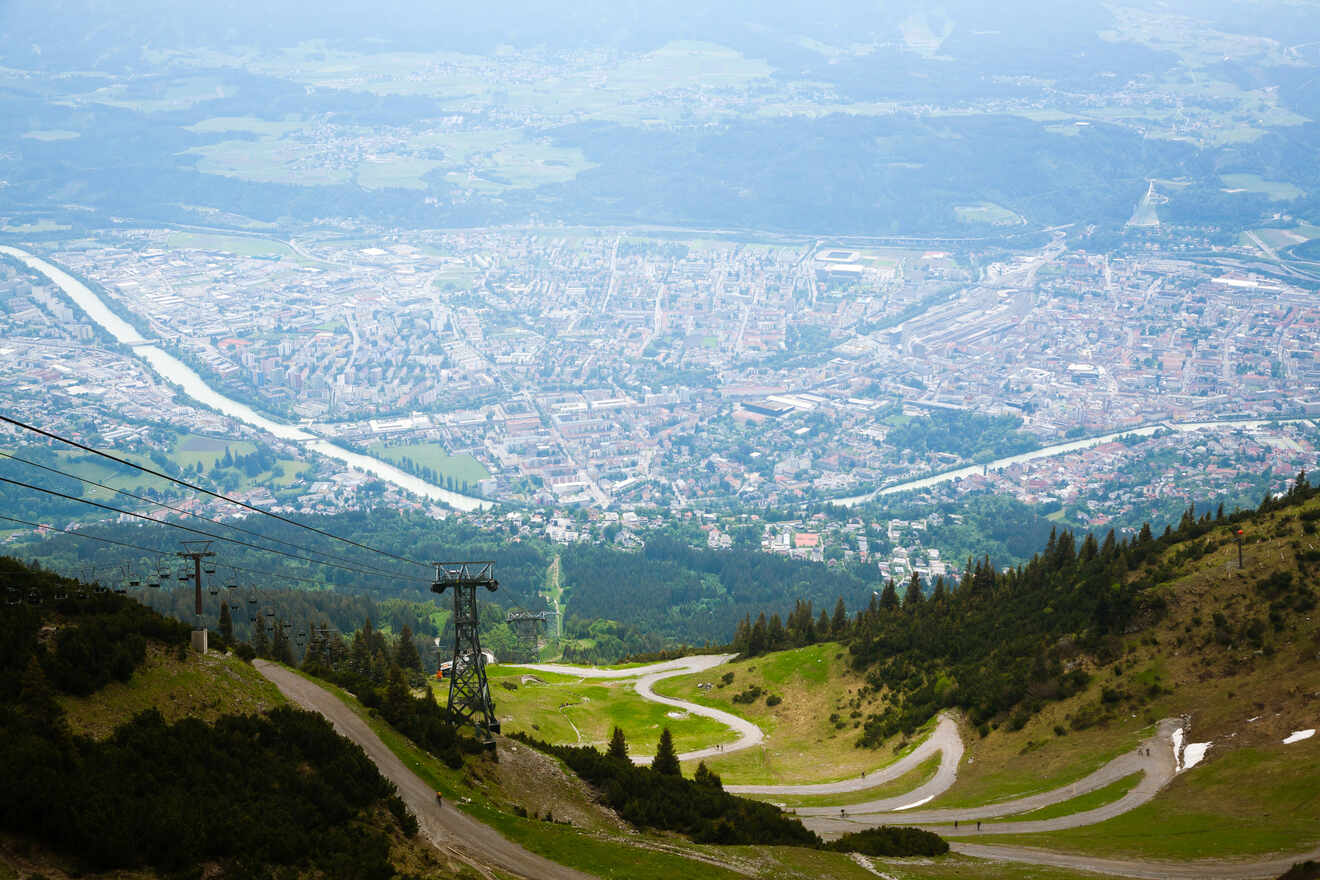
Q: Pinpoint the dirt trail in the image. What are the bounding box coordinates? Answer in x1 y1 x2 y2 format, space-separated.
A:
254 660 596 880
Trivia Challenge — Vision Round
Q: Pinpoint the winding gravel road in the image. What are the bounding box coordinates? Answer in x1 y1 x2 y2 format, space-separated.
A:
802 719 1180 836
728 713 962 800
260 656 1320 879
254 661 596 880
518 654 765 763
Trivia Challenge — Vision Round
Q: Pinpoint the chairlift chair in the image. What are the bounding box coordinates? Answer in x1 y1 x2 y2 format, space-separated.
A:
26 589 42 605
5 587 19 606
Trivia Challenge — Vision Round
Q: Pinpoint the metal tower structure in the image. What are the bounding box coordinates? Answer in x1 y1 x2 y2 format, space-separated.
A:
505 609 550 662
177 540 215 653
432 560 500 741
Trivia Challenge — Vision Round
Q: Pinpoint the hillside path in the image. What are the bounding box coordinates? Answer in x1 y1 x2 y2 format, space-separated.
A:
519 654 765 763
803 719 1180 835
728 713 962 799
254 660 597 880
949 841 1320 880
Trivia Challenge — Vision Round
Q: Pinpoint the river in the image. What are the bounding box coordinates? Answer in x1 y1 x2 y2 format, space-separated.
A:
1 245 491 512
834 417 1314 507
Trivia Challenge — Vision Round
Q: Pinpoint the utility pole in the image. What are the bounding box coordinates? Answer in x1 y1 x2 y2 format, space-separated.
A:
1235 528 1245 569
178 541 215 653
432 560 500 743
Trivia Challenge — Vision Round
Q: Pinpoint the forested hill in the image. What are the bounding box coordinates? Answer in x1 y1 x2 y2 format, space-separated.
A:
734 474 1320 748
0 558 438 879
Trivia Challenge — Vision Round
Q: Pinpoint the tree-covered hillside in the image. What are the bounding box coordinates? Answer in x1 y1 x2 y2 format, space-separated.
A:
0 558 429 879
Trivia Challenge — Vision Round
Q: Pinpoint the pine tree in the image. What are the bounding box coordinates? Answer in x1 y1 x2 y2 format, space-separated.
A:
903 571 924 608
879 580 900 610
652 728 681 777
395 624 422 670
732 615 752 654
767 613 786 649
815 609 830 641
607 726 629 761
19 655 62 728
272 618 294 665
384 663 410 718
218 601 233 642
748 613 768 656
693 761 723 789
831 598 848 636
252 616 270 658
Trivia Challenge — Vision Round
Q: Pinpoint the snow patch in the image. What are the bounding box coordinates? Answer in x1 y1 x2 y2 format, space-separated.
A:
1283 729 1315 744
1171 727 1185 771
893 794 934 811
666 710 689 719
1183 741 1211 770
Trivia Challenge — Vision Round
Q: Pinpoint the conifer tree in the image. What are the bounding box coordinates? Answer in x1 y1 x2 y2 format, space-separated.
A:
652 728 681 777
395 624 422 670
693 761 723 789
252 616 270 658
607 726 629 761
767 613 786 649
831 597 848 636
218 601 233 642
272 618 294 664
879 580 900 610
19 655 62 728
903 571 924 608
748 613 768 656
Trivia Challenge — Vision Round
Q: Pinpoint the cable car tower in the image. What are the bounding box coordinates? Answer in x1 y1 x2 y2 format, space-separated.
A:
432 560 500 742
506 609 551 663
178 541 215 654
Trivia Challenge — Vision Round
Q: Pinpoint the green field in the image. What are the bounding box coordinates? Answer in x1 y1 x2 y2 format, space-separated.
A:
483 665 738 754
366 441 490 486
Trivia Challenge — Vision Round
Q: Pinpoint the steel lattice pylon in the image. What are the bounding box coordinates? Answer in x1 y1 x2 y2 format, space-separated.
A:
432 561 500 741
506 609 550 663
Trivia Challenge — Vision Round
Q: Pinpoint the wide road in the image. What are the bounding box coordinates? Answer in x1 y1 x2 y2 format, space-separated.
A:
254 660 596 880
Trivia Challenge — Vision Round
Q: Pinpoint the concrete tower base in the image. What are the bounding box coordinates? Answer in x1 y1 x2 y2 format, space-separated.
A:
191 628 208 654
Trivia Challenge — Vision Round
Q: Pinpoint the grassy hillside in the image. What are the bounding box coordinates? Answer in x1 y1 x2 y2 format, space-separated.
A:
485 664 738 752
61 643 286 738
651 641 917 785
934 490 1320 857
